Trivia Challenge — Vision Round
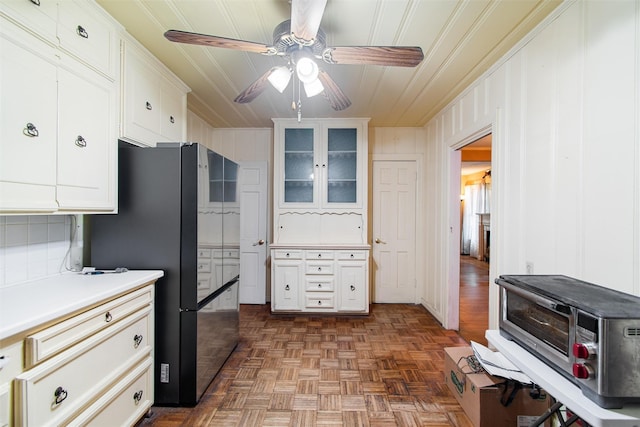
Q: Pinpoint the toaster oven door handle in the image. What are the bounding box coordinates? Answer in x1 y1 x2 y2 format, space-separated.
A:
499 281 571 316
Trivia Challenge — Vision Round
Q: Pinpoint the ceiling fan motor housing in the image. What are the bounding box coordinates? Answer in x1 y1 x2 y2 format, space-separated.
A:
273 20 326 58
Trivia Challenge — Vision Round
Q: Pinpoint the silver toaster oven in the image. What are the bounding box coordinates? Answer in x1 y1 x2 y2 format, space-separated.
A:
496 275 640 409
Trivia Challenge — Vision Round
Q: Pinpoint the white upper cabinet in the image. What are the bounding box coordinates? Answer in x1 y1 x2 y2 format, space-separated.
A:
273 118 368 211
121 39 190 147
0 0 120 214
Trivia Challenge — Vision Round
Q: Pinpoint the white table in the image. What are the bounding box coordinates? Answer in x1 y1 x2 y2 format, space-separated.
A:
486 330 640 427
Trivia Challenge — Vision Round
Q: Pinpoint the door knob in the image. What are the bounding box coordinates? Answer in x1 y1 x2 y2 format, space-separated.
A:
253 239 265 246
375 238 386 244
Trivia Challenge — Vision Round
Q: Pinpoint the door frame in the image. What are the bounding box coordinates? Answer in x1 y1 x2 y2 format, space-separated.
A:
369 153 424 304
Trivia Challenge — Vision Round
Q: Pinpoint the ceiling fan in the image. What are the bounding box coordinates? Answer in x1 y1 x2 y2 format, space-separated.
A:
164 0 424 112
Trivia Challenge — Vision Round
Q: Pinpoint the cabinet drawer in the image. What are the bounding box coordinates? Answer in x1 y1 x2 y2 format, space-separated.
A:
198 248 211 258
273 249 303 260
305 293 335 309
15 307 152 427
197 260 211 273
67 357 152 427
213 249 239 258
305 250 334 260
305 262 334 275
305 277 334 292
25 285 153 368
0 0 58 41
336 251 367 261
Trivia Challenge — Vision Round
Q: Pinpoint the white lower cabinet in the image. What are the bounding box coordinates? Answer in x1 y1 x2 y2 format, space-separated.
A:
271 247 369 313
11 285 155 427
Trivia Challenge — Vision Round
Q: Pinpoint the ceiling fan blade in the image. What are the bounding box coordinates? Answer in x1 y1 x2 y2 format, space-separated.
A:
290 0 327 43
323 46 424 67
234 68 275 104
164 30 275 55
317 70 351 111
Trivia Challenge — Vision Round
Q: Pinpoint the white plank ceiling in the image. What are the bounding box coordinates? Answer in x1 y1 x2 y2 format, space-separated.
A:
96 0 562 128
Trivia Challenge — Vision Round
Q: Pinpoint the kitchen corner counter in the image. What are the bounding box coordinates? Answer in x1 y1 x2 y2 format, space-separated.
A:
0 270 164 340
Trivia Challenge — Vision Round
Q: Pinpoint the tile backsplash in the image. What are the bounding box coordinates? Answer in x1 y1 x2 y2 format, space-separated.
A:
0 215 83 288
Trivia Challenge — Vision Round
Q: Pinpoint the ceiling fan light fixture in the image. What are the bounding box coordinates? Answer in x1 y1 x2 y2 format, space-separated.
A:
296 56 319 84
267 66 292 93
303 78 324 97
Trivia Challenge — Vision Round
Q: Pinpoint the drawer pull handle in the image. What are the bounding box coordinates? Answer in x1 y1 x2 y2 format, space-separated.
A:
350 254 355 258
76 25 89 39
133 390 144 405
317 267 322 272
170 115 175 124
285 284 290 291
318 283 322 288
105 311 113 322
133 334 143 348
75 135 87 147
30 0 41 5
53 386 68 406
146 101 152 110
350 285 356 291
285 253 290 257
317 300 322 305
24 122 39 137
317 254 322 258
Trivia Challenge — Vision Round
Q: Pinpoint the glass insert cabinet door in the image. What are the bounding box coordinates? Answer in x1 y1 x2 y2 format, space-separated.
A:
283 126 358 206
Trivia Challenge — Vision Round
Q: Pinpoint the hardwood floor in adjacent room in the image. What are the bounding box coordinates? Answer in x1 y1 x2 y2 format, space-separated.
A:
138 303 476 427
458 255 490 346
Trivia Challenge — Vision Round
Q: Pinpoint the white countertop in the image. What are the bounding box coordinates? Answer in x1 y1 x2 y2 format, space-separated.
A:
486 330 640 427
0 270 164 340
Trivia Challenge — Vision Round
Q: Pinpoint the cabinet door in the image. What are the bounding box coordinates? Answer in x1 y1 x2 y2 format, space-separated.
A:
272 262 302 311
0 28 57 211
337 261 368 312
160 79 186 142
57 66 115 210
123 45 162 146
57 0 117 79
279 125 320 207
324 127 358 205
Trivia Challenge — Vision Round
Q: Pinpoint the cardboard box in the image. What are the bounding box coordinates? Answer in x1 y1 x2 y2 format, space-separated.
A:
444 346 550 427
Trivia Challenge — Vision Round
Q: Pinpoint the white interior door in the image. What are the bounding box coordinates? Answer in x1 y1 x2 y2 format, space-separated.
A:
372 160 417 303
239 162 267 304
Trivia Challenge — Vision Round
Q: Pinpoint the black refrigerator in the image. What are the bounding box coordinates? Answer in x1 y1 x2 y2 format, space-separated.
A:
90 141 239 406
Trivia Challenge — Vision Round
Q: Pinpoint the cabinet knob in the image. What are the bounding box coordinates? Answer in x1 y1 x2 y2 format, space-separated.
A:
317 283 322 288
133 334 143 348
133 390 144 405
104 311 113 322
24 122 39 137
317 267 322 272
317 254 322 258
285 284 290 291
53 386 68 406
350 254 354 258
169 115 175 124
75 135 87 147
76 25 88 39
350 285 356 291
146 101 153 110
317 300 322 305
285 253 290 257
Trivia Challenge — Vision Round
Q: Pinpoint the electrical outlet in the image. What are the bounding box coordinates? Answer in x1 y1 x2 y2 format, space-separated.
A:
526 262 534 274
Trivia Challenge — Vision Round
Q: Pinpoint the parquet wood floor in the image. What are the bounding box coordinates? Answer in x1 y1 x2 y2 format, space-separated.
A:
139 259 488 426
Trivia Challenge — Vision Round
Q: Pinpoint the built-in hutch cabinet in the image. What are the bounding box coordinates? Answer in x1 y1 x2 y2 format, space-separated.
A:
0 0 120 213
271 118 370 314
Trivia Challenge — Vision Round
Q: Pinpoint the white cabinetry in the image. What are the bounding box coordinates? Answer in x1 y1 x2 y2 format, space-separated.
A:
13 285 155 427
120 39 190 147
271 118 370 314
271 248 369 313
0 0 119 214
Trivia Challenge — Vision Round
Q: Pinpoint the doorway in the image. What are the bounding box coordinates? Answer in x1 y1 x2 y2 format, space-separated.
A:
458 134 491 345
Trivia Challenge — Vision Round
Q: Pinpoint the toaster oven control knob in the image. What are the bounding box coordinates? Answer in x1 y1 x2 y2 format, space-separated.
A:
572 342 597 359
572 363 594 379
